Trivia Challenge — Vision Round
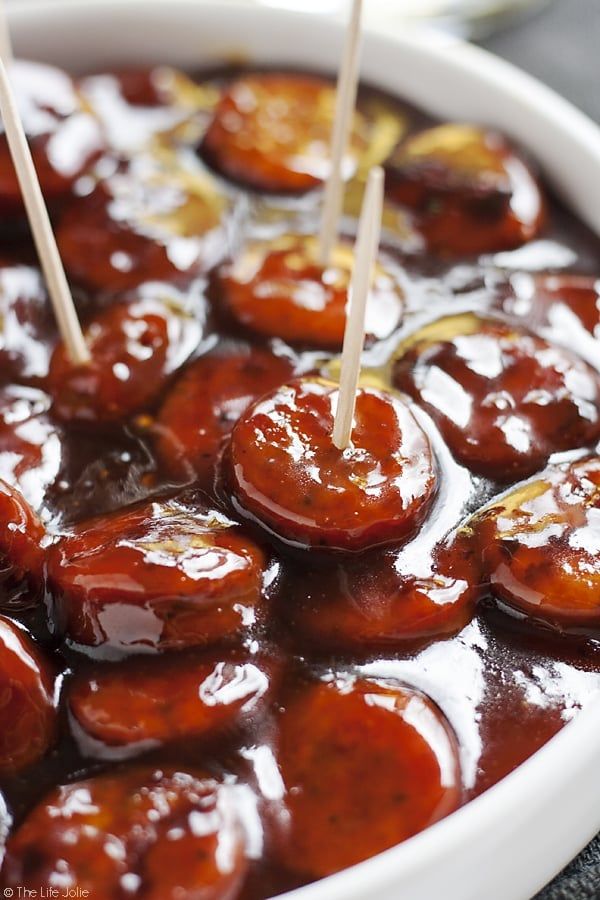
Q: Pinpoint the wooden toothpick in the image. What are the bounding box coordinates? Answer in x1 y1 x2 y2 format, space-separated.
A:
0 57 89 364
0 2 12 65
318 0 363 267
332 166 384 450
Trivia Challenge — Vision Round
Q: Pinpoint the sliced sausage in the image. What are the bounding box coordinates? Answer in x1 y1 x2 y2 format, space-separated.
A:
202 73 366 193
0 616 57 773
2 766 250 899
393 314 600 481
48 284 204 424
56 154 227 293
276 676 461 878
0 263 57 384
529 274 600 338
474 456 600 629
47 493 267 655
0 384 64 514
386 124 544 255
499 273 600 371
215 234 403 349
226 378 437 551
0 60 103 215
155 346 294 484
282 531 479 649
68 651 276 756
0 478 45 608
79 66 218 154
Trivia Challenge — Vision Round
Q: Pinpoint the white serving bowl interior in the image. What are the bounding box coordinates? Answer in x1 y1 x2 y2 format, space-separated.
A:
7 3 600 899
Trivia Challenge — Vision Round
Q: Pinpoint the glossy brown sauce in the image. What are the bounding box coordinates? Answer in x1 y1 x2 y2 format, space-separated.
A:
0 62 599 898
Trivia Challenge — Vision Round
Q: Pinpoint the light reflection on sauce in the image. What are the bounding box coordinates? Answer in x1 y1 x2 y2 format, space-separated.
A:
0 385 64 516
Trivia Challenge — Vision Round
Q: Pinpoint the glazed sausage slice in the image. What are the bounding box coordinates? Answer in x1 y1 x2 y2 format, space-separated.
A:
0 476 45 605
0 264 57 384
2 766 250 899
79 66 217 154
500 273 600 371
474 456 600 629
215 234 403 349
282 531 480 650
202 73 366 193
0 384 64 513
227 378 437 551
155 346 294 484
0 478 45 608
69 652 276 756
530 275 600 339
56 154 227 293
386 124 544 255
0 60 103 215
48 284 204 424
47 494 266 655
0 616 56 773
276 677 461 878
393 314 600 481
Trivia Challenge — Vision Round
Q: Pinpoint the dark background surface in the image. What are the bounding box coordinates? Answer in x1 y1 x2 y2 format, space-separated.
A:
483 0 600 123
484 4 600 896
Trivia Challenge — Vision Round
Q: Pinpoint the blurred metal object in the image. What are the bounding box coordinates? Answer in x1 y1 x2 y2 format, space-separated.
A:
254 0 554 39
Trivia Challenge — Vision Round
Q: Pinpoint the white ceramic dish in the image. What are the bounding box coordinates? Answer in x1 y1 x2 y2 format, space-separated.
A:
7 2 600 899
